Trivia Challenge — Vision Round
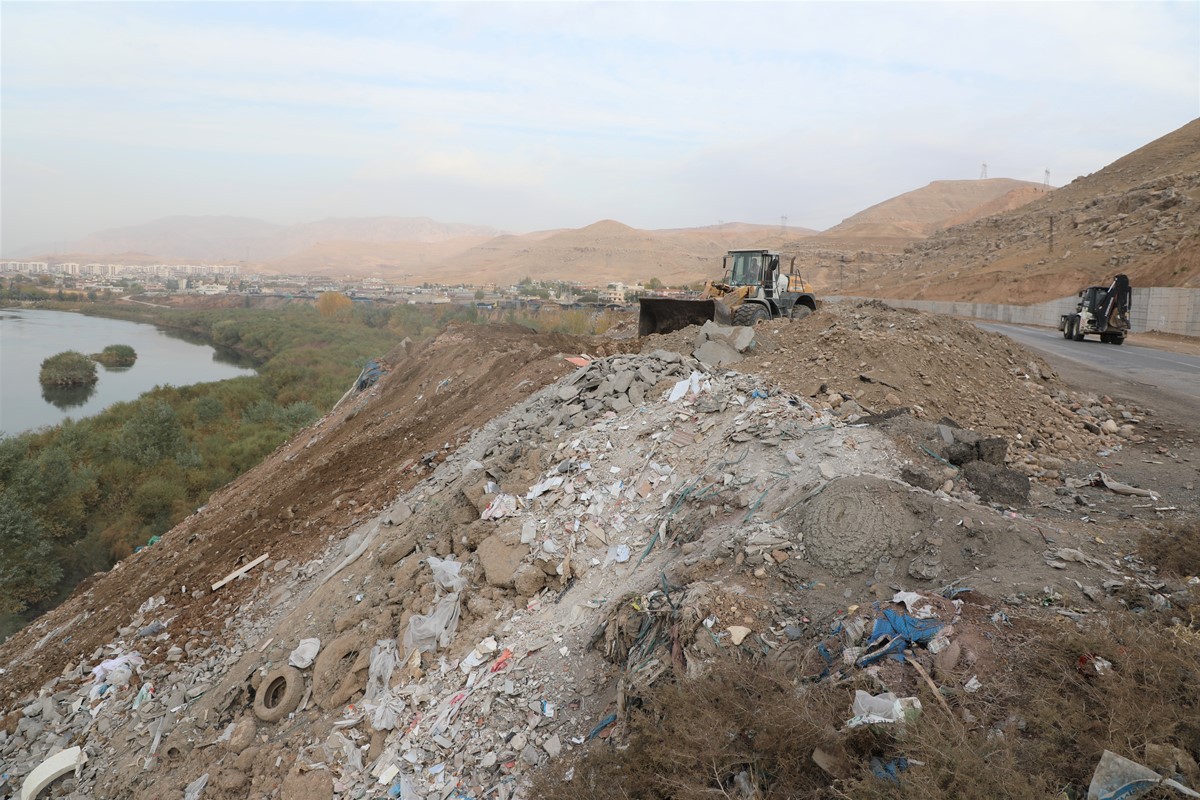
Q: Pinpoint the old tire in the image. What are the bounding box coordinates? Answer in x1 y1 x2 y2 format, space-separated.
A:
733 304 770 327
1072 318 1085 341
1062 320 1073 340
253 666 304 723
790 304 813 321
313 634 367 710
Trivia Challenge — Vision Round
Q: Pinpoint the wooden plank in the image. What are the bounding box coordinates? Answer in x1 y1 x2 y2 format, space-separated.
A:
211 553 269 591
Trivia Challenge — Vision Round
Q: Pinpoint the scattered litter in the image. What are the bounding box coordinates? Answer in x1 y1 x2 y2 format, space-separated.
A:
182 773 209 800
1087 749 1200 799
289 638 321 669
90 652 144 683
20 746 86 800
211 553 269 591
846 691 921 728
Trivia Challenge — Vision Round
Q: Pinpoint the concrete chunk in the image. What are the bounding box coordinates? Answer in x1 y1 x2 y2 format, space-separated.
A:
694 340 743 367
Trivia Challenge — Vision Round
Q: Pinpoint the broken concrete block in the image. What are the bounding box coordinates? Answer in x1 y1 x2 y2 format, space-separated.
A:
476 534 526 588
694 340 743 367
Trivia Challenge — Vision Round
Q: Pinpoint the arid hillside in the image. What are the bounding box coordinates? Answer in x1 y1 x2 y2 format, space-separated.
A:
30 216 506 263
843 118 1200 303
823 178 1048 239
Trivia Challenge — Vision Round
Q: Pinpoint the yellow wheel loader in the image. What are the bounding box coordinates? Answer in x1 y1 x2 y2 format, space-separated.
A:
638 249 818 336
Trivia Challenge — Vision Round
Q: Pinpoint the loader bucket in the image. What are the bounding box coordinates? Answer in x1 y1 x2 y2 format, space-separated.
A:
638 298 731 336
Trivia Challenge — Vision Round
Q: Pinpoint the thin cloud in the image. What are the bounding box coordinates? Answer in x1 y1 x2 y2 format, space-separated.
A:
2 2 1196 253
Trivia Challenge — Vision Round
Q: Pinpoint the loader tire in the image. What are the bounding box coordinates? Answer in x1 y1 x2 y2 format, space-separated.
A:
733 304 770 327
1062 320 1073 340
253 666 304 723
790 304 813 321
1072 318 1085 341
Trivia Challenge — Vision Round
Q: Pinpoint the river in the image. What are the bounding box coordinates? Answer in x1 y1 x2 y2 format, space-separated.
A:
0 308 257 436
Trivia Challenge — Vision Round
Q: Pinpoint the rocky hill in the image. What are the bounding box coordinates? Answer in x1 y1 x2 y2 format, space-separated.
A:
844 118 1200 302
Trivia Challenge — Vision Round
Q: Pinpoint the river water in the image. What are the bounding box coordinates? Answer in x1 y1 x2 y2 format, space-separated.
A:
0 308 256 436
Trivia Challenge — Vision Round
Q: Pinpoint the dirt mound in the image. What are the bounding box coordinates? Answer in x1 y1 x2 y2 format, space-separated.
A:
795 475 918 577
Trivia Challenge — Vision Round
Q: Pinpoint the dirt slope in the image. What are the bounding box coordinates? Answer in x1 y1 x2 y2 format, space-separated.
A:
845 118 1200 302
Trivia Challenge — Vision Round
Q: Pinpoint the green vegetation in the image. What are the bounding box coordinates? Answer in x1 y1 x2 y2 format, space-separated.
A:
92 344 138 368
0 296 624 630
38 351 99 387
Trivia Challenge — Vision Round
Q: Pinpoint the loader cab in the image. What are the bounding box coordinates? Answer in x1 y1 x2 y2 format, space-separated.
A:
1078 286 1104 314
725 251 765 287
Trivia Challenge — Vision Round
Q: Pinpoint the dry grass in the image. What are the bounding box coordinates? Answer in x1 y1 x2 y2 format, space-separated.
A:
1140 517 1200 579
531 611 1200 799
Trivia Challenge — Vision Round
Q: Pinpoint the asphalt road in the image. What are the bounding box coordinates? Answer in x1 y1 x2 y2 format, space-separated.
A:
977 322 1200 400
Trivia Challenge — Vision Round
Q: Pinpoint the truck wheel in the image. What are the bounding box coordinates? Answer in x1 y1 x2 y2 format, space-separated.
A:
790 304 813 321
1062 320 1073 340
1111 335 1124 346
1072 318 1085 341
733 304 770 327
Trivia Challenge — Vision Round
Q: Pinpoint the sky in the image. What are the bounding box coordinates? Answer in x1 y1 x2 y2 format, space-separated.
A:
2 1 1198 254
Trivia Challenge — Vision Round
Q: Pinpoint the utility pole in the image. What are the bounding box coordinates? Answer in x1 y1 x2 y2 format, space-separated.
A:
1044 169 1050 189
1048 215 1054 253
980 163 988 179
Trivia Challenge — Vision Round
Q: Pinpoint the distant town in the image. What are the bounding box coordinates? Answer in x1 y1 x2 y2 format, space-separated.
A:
0 260 690 307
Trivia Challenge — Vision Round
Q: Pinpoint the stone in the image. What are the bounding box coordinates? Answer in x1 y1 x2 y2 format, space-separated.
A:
476 534 526 589
513 563 547 597
610 395 632 413
1101 419 1119 434
225 717 257 754
543 733 562 758
900 465 939 492
976 438 1008 465
962 461 1031 506
727 626 752 645
694 339 743 367
612 371 635 394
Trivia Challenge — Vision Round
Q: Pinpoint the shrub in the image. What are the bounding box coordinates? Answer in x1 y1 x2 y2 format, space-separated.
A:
39 351 98 387
92 344 137 367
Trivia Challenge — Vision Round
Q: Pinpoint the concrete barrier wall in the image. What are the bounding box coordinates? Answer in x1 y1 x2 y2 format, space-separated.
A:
830 288 1200 338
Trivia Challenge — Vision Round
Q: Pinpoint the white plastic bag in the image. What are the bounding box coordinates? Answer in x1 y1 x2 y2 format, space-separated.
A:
288 638 321 669
403 594 461 654
427 557 465 592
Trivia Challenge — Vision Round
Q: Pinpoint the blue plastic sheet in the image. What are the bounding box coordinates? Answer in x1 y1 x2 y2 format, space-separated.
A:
858 609 943 666
870 756 910 784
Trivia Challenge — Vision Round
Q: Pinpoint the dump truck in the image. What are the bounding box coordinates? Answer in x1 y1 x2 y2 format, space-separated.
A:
1058 274 1131 345
638 249 818 336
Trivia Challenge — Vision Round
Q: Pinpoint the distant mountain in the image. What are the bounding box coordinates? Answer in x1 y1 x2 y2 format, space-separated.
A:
822 178 1048 240
844 118 1200 302
30 215 506 262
